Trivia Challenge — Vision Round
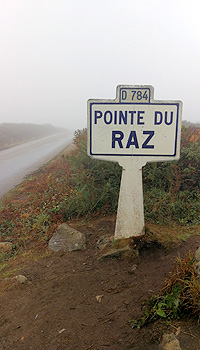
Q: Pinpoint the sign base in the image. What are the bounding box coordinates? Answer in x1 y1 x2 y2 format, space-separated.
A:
115 159 146 239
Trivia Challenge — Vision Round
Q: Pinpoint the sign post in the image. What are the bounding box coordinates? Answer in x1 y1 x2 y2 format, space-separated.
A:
87 85 182 239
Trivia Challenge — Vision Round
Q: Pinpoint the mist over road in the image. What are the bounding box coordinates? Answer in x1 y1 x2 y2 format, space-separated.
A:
0 132 74 199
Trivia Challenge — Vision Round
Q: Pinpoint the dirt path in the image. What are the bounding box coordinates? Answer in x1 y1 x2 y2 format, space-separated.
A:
0 216 200 350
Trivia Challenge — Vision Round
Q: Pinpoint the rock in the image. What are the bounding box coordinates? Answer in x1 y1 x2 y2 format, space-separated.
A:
159 333 182 350
128 264 137 274
14 275 28 284
0 242 13 252
58 328 66 334
98 246 138 261
96 235 112 250
96 295 104 303
195 247 200 262
48 224 86 252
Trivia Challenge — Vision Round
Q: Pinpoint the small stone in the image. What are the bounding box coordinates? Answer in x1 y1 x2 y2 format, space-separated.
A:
58 328 66 334
96 295 104 302
195 247 200 262
14 275 28 284
98 246 138 261
128 264 137 274
0 242 13 252
160 333 182 350
96 235 112 250
48 223 86 252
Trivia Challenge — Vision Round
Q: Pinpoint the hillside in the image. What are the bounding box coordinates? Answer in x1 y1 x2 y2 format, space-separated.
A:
0 127 199 349
182 120 200 128
0 145 199 349
0 123 66 151
0 216 199 350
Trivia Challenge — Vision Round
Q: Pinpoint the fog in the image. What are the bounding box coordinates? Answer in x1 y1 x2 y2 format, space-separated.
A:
0 0 200 131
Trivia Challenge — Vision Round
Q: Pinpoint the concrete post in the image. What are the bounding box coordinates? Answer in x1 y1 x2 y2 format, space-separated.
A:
114 158 146 239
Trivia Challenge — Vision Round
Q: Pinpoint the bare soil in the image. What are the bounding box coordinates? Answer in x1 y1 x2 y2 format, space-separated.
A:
0 215 200 350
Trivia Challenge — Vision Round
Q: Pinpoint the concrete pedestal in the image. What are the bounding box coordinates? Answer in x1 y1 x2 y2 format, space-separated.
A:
115 159 146 239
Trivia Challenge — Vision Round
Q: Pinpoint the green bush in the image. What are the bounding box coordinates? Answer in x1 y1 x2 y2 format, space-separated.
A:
61 127 200 224
143 126 200 193
143 126 200 224
130 252 200 328
144 189 200 224
61 129 121 219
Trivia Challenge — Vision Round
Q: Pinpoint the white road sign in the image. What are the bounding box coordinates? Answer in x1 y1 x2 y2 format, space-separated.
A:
87 86 182 239
88 85 182 162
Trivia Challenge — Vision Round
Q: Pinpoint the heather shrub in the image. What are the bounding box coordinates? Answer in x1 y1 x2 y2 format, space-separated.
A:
62 127 200 224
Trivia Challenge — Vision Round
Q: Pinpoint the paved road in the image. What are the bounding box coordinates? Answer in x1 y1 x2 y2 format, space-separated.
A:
0 132 74 199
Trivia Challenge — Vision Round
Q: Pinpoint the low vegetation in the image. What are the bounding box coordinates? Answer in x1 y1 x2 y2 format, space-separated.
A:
61 129 122 220
0 124 199 326
0 125 199 262
62 126 200 225
130 251 200 327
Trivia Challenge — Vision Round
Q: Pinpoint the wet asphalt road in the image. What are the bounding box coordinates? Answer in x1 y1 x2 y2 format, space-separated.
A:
0 132 73 199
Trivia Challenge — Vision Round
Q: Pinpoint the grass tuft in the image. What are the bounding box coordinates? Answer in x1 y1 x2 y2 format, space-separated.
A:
130 252 200 328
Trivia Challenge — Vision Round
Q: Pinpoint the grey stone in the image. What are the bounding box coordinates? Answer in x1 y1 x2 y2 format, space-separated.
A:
96 235 112 250
14 275 28 284
128 264 137 274
98 246 138 261
195 247 200 262
159 333 182 350
48 224 86 252
0 242 12 252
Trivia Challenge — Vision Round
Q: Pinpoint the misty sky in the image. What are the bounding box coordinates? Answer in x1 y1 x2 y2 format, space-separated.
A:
0 0 200 130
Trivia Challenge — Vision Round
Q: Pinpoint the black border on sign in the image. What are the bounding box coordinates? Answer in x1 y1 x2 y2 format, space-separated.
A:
89 102 180 157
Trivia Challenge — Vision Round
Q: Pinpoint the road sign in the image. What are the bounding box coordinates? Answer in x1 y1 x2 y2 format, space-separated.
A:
87 86 182 239
88 85 182 162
